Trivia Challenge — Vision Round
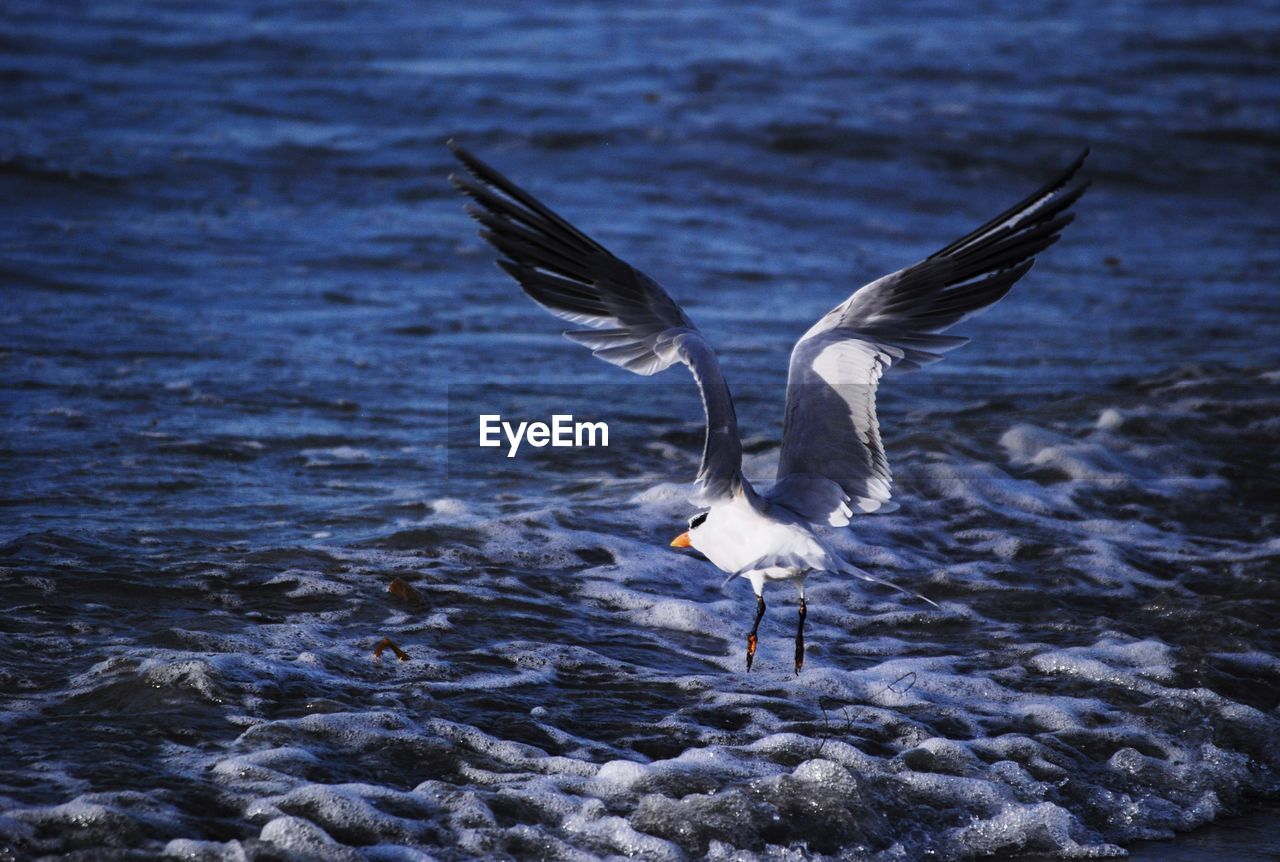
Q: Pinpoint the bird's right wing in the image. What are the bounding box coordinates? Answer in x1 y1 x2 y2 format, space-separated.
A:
770 150 1090 525
449 142 744 501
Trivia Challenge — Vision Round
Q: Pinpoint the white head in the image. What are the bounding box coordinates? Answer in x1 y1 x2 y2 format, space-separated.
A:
669 510 710 553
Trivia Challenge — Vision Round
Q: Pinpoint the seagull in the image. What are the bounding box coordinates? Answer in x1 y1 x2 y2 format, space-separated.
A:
449 141 1088 674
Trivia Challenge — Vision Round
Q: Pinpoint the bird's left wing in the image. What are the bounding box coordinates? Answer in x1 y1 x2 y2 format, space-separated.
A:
769 150 1090 525
449 142 744 501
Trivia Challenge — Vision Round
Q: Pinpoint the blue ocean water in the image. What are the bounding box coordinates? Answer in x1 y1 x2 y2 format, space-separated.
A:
2 1 1278 859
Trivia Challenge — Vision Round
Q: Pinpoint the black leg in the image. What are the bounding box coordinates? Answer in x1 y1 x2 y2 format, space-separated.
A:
746 593 766 671
794 597 807 675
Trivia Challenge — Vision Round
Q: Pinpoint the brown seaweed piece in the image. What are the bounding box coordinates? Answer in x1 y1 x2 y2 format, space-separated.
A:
388 578 424 606
373 637 409 661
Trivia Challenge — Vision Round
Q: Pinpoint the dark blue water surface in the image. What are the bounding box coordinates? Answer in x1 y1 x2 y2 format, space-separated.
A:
3 2 1279 860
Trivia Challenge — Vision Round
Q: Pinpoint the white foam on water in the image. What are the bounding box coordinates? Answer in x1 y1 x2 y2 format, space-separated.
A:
561 799 684 862
5 373 1278 860
427 498 470 517
947 801 1125 858
1002 423 1133 489
262 783 421 845
258 815 350 859
265 568 356 598
919 458 1080 517
301 446 375 467
162 838 251 861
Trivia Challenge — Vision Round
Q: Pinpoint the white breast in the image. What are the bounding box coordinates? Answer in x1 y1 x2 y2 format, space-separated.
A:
691 493 832 579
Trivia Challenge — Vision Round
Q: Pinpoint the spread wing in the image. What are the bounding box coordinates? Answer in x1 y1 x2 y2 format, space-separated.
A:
448 141 744 501
769 149 1090 525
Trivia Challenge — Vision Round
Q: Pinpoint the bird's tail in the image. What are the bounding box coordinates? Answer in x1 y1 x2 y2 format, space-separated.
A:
838 562 940 609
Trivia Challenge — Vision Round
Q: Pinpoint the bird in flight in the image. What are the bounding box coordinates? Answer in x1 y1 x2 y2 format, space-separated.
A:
450 141 1088 674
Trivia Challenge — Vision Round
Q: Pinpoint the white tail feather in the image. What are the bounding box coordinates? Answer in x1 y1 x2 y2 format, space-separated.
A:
839 563 940 608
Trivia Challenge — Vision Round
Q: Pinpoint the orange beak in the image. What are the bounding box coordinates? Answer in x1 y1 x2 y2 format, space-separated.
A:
669 531 692 548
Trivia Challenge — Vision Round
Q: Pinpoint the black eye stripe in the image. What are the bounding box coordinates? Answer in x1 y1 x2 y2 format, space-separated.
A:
689 512 708 529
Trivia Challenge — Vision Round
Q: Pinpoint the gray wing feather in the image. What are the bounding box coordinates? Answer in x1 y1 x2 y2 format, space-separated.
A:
449 141 744 501
770 150 1090 525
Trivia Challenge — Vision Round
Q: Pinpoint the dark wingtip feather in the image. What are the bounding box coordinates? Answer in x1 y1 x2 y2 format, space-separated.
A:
448 140 488 177
929 149 1091 263
1065 146 1090 177
448 142 606 261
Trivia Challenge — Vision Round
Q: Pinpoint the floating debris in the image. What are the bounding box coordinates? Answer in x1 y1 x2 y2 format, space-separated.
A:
387 577 424 606
373 637 409 662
